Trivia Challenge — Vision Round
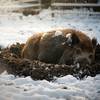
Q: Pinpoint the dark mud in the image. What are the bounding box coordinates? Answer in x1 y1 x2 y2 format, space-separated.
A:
0 43 100 81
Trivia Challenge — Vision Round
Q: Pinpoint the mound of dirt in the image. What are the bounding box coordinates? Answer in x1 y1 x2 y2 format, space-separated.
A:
0 43 100 81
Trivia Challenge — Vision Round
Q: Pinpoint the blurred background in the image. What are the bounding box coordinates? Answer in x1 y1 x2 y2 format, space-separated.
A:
0 0 100 15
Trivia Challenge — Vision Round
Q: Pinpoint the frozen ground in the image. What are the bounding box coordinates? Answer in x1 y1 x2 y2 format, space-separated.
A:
0 73 100 100
0 9 100 100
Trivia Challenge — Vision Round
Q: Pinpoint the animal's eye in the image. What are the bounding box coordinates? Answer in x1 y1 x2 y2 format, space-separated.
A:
89 54 93 59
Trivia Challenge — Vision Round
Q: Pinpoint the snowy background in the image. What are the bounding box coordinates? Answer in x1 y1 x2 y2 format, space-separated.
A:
0 0 100 100
0 9 100 48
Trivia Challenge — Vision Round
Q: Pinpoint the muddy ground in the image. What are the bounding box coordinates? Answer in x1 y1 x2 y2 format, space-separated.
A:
0 43 100 81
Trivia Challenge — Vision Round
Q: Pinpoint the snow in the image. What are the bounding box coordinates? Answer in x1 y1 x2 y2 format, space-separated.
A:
65 33 72 46
0 6 100 100
0 74 100 100
0 9 100 47
54 30 63 37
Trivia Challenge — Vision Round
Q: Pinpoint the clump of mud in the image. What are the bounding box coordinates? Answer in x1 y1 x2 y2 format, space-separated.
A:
0 43 100 81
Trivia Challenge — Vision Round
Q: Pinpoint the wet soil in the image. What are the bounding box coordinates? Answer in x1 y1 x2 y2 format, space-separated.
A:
0 43 100 81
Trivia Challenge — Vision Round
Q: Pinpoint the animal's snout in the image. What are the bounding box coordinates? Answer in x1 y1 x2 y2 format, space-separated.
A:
75 58 90 66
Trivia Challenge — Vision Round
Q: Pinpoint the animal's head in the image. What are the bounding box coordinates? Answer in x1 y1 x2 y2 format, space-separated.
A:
63 31 97 66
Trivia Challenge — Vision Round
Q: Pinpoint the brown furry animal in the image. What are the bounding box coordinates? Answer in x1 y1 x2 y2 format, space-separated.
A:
22 29 97 65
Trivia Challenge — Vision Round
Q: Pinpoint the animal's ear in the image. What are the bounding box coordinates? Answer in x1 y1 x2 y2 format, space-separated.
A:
92 37 97 48
63 33 80 47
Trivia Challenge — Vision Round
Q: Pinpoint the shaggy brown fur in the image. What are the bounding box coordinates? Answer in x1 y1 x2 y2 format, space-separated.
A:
22 29 97 65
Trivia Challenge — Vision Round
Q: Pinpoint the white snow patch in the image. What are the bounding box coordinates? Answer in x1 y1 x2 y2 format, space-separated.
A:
0 74 100 100
54 30 63 37
66 33 72 46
